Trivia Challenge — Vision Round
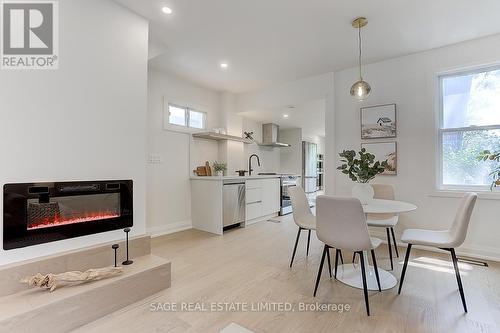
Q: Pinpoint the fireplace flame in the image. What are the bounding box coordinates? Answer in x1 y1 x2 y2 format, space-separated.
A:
27 211 120 230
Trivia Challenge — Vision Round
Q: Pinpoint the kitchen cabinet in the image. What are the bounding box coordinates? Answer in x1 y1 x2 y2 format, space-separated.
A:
246 187 262 204
245 178 280 225
246 202 262 221
191 176 281 234
261 178 280 216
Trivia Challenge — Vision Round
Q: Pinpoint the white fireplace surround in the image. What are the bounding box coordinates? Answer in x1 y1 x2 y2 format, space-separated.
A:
0 0 149 265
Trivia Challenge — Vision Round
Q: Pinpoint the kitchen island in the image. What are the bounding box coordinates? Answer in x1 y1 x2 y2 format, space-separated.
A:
190 175 281 235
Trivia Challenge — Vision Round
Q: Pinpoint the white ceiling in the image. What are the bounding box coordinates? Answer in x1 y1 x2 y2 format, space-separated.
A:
115 0 500 93
239 99 325 139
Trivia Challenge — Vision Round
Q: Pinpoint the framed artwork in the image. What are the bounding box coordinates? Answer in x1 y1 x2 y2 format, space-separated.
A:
361 142 397 175
361 104 396 139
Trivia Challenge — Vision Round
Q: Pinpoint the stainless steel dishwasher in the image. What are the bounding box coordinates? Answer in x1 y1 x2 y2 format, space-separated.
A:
222 180 246 227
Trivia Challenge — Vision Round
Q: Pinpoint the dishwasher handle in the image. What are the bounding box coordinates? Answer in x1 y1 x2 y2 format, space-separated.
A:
223 180 246 185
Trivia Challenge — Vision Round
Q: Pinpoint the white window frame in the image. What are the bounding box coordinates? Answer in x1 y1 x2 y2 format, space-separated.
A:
187 109 207 130
163 99 207 133
437 65 500 192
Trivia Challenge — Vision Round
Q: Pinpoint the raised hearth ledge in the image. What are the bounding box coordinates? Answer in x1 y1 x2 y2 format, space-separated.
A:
0 235 151 297
0 235 171 333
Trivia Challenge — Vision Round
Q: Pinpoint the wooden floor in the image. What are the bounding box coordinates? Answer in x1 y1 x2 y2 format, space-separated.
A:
76 215 500 333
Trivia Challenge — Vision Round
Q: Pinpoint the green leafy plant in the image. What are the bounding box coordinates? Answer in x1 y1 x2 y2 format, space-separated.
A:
212 161 227 173
337 148 388 183
478 150 500 190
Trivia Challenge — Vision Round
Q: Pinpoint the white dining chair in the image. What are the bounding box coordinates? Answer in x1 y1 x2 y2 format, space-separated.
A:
289 186 343 269
363 184 400 270
315 195 382 316
398 192 477 313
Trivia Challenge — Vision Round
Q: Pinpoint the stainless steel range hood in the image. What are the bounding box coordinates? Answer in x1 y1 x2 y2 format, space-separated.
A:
258 123 291 147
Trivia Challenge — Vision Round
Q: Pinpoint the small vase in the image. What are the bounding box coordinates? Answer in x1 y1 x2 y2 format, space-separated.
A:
216 171 224 177
352 183 374 204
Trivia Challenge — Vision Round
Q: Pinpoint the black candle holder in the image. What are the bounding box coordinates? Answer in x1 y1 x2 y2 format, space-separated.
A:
112 244 119 267
122 227 133 265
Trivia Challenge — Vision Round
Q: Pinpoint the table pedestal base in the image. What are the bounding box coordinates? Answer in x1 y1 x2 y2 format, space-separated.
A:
336 263 397 291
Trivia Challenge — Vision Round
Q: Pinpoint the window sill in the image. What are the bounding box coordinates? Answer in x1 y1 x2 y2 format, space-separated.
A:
430 189 500 200
163 124 205 135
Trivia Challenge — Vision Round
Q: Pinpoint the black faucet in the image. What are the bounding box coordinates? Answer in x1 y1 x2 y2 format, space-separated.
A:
248 154 260 176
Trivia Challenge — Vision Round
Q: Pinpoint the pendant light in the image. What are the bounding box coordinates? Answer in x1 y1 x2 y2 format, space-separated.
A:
350 17 371 101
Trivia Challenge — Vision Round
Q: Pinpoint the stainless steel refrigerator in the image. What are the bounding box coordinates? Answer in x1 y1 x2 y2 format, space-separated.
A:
302 141 318 194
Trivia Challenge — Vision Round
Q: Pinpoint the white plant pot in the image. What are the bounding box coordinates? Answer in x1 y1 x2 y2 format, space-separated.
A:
216 171 224 177
352 183 374 204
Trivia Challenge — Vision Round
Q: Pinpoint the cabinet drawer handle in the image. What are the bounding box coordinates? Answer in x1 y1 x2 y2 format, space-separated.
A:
247 200 262 205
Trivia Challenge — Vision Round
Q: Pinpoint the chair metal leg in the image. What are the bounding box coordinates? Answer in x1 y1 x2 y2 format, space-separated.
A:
313 245 327 297
391 227 399 257
398 244 412 294
326 246 332 278
306 229 311 257
339 249 344 264
359 251 370 316
290 227 302 268
450 248 468 313
386 228 394 270
371 249 382 292
334 249 340 279
352 252 357 263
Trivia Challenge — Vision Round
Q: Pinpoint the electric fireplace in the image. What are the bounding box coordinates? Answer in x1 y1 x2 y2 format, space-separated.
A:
3 180 133 250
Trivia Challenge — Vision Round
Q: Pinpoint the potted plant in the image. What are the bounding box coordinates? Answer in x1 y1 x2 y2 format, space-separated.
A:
212 161 227 177
478 150 500 190
337 148 389 204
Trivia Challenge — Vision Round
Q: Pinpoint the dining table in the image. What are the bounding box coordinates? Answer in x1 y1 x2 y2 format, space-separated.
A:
335 198 417 291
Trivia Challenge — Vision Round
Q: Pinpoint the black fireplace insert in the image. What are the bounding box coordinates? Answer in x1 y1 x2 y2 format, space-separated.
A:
3 180 133 250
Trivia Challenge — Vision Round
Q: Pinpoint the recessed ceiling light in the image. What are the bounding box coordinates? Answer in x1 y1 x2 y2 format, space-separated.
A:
283 114 289 118
161 6 172 14
220 63 229 69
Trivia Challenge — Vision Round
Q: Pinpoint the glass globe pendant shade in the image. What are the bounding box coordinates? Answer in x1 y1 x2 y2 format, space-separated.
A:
350 80 371 101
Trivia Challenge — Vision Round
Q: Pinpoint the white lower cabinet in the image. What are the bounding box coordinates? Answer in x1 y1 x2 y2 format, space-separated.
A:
246 188 262 204
261 178 280 216
245 178 280 223
191 176 282 235
246 202 262 220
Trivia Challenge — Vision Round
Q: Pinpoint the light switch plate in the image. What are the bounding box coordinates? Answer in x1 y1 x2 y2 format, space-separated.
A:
148 154 161 164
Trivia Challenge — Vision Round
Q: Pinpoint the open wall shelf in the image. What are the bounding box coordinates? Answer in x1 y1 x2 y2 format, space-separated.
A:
192 132 253 144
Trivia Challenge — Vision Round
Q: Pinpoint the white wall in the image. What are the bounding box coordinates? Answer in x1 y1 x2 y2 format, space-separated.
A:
302 134 325 153
316 136 325 155
147 68 220 235
237 73 335 179
279 129 303 175
218 92 245 174
242 118 281 174
238 73 335 111
0 0 149 265
324 93 336 194
331 33 500 260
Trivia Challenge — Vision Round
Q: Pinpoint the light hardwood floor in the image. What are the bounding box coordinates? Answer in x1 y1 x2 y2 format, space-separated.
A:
76 215 500 333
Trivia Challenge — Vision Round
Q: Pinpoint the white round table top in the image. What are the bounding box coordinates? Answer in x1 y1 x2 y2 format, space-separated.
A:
362 199 417 214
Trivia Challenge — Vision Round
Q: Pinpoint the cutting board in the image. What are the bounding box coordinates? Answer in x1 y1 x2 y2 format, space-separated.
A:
195 166 207 176
205 161 212 176
194 161 212 176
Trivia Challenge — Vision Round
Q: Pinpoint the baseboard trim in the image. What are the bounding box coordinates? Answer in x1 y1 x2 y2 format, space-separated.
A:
147 220 192 238
244 213 279 226
369 228 500 263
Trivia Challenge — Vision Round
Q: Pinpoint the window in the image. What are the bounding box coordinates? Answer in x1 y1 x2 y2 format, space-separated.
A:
168 105 187 127
439 66 500 190
189 110 205 129
166 103 206 130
